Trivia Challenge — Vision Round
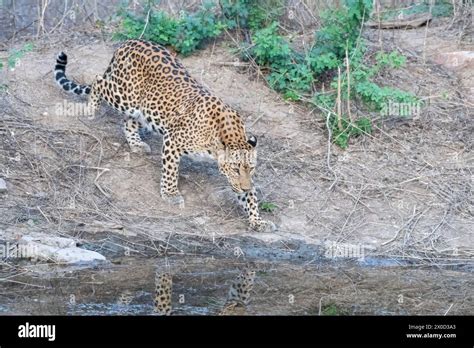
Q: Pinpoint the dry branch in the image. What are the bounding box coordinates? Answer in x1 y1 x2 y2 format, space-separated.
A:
365 13 432 29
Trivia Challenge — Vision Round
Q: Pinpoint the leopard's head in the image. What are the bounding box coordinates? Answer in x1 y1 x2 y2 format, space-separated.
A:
217 136 257 193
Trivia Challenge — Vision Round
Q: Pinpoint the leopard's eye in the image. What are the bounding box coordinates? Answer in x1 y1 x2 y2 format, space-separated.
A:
233 168 240 174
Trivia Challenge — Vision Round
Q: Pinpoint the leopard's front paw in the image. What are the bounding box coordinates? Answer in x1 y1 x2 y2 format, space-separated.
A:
130 142 151 154
250 219 276 232
162 192 185 207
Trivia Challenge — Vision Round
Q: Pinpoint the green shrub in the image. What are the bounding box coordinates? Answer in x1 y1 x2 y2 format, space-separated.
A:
116 2 224 56
268 63 314 97
247 1 285 31
172 6 224 55
339 49 417 111
249 22 292 66
308 52 339 75
242 0 419 147
145 11 179 45
220 0 251 29
312 0 372 60
220 0 285 31
328 115 373 149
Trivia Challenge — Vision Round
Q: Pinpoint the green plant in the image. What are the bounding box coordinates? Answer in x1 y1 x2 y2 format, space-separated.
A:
116 0 288 56
1 43 35 70
310 2 420 146
321 303 348 315
172 6 225 55
247 1 285 31
145 11 179 45
248 23 315 100
375 50 406 69
329 115 372 149
345 50 417 110
312 0 372 60
308 52 340 74
116 2 224 56
268 63 314 98
220 0 251 29
249 22 291 66
220 0 285 31
259 201 278 213
245 0 419 147
114 10 148 39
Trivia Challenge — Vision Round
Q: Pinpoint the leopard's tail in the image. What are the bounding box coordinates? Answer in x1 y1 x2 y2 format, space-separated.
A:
54 52 91 95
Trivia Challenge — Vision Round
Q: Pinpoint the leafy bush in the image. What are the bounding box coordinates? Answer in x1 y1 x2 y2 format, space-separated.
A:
339 49 417 111
329 115 369 149
220 0 251 29
247 1 285 31
249 23 316 99
268 63 314 98
312 0 372 60
116 2 224 56
172 6 224 55
308 52 339 75
220 0 285 31
249 22 291 66
145 11 179 45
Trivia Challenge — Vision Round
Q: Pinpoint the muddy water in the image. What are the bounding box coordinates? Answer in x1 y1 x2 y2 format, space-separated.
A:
1 235 473 315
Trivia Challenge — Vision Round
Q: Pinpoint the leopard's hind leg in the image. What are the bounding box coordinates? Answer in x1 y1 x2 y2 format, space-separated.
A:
87 75 104 118
123 116 151 154
88 76 151 154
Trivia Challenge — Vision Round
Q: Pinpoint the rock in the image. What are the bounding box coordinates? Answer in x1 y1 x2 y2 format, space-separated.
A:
25 242 106 264
0 178 7 193
22 234 76 248
20 233 106 264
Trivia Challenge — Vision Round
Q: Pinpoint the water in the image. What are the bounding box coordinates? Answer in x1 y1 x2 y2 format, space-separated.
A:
2 236 472 315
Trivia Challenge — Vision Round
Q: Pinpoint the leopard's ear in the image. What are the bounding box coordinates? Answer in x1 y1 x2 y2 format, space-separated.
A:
247 135 257 147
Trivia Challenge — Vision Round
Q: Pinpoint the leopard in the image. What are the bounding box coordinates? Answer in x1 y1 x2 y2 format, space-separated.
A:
54 39 275 232
116 290 134 307
219 269 256 315
227 269 255 305
154 272 172 315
